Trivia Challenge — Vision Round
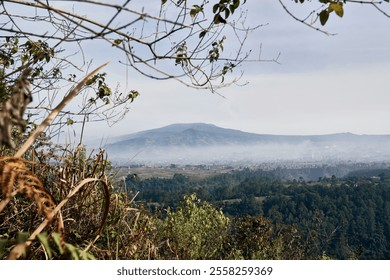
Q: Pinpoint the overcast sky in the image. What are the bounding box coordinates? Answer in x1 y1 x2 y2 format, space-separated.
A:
71 0 390 140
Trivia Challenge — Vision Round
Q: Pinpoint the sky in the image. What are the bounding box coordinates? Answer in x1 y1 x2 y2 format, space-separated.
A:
32 0 390 140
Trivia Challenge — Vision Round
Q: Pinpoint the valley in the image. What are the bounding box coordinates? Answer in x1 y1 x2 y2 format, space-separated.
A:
104 123 390 260
102 123 390 166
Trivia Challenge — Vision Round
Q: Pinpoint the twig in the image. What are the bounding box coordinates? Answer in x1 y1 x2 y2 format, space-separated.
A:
15 62 109 157
278 0 336 36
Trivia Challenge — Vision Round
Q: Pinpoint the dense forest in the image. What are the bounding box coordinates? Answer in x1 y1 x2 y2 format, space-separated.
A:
123 167 390 259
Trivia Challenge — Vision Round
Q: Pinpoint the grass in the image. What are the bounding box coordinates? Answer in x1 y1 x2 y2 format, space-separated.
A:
111 165 235 181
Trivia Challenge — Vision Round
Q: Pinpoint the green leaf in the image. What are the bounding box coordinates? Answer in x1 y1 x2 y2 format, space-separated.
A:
213 4 219 14
229 4 236 14
224 8 230 19
86 74 98 86
128 90 139 102
161 0 167 4
16 232 29 244
66 118 74 126
21 54 28 64
329 2 344 17
199 30 207 39
319 10 329 26
37 233 52 259
0 239 8 259
190 5 204 18
65 244 80 260
52 232 65 254
213 14 226 24
190 9 196 18
112 39 123 46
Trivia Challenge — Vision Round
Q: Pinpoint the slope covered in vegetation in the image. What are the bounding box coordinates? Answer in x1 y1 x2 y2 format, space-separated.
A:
125 168 390 259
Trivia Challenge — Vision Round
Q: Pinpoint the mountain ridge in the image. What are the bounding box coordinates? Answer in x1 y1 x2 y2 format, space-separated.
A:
107 123 390 147
103 123 390 165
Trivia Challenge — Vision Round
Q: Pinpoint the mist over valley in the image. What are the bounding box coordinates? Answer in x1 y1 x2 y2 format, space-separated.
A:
102 123 390 168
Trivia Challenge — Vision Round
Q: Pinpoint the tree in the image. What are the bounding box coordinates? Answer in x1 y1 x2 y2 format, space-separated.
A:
161 193 230 259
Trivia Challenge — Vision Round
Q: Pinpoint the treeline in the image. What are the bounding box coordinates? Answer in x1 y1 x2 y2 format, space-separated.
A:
123 168 390 259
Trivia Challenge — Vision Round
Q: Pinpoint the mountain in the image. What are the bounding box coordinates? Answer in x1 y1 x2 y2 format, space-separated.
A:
103 123 390 165
106 123 264 148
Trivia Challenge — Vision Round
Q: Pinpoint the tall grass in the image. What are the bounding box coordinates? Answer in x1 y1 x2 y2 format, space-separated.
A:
0 64 112 259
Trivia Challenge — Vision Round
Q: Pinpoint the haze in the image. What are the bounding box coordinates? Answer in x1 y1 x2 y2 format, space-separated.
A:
104 123 390 166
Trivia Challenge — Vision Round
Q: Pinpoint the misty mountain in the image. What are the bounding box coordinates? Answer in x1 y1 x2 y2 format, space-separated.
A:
103 123 390 165
106 123 266 147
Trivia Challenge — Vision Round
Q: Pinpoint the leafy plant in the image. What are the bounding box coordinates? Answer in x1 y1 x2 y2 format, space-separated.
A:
161 194 230 259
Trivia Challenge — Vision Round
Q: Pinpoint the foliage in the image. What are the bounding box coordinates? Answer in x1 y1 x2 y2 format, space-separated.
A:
284 0 390 35
161 194 230 259
102 192 309 260
1 150 356 260
227 215 304 259
126 166 390 259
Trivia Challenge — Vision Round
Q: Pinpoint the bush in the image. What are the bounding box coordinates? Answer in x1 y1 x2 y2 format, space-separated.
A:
160 194 230 259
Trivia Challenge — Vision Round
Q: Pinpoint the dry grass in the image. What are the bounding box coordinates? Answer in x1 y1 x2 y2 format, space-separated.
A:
0 147 112 259
0 63 112 259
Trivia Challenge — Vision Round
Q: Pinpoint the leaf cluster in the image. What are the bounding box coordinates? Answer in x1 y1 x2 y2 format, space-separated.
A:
318 1 344 25
286 0 390 33
212 0 245 24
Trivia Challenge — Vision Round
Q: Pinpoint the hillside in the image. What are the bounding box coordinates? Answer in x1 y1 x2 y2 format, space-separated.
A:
103 123 390 165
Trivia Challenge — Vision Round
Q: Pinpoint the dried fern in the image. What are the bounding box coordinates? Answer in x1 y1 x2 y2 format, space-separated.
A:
0 157 59 219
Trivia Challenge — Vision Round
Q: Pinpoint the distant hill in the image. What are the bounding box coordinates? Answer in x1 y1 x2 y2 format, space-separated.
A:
106 123 264 148
103 123 390 165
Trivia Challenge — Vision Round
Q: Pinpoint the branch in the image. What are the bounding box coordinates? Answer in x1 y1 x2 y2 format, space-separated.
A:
278 0 336 36
15 62 109 157
372 2 390 17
